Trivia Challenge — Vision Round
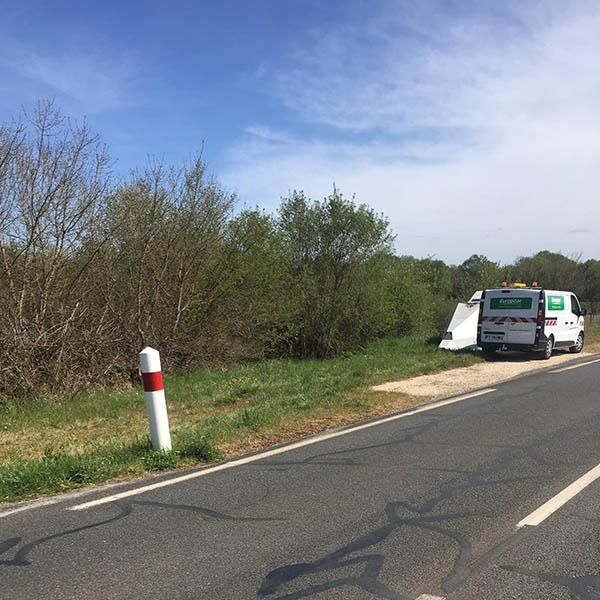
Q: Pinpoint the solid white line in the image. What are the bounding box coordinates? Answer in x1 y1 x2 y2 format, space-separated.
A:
416 595 446 600
69 388 496 511
516 462 600 528
551 358 600 373
0 497 62 519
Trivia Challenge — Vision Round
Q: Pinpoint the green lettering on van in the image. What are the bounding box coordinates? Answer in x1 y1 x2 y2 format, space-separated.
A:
490 297 533 310
547 295 565 311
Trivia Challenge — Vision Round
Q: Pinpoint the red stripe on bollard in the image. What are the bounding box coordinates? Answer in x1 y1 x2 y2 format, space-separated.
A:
142 371 163 392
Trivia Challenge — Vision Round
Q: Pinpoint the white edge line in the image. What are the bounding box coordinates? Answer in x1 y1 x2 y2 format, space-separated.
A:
0 470 175 520
0 497 61 519
551 358 600 373
416 595 446 600
69 388 496 511
516 462 600 528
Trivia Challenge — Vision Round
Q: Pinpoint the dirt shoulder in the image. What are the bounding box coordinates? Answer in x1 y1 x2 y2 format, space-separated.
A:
371 351 598 399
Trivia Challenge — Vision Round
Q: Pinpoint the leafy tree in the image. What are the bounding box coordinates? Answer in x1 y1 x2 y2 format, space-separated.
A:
576 259 600 313
452 254 504 300
511 251 579 290
276 189 394 357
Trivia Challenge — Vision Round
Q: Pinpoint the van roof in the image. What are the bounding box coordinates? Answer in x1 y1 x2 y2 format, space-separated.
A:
485 288 572 294
486 287 542 292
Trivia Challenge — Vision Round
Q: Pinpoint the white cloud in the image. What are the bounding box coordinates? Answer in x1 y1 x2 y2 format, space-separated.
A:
0 41 136 113
224 1 600 264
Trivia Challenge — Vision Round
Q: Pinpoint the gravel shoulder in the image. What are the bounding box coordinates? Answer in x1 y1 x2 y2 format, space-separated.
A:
371 350 599 398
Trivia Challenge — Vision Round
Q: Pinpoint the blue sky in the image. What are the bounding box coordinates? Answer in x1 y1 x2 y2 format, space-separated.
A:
2 1 600 264
0 1 344 170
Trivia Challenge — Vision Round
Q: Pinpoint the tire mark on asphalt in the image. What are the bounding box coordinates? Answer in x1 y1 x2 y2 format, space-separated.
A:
0 503 133 567
256 418 445 470
0 500 283 568
257 502 475 599
502 565 600 600
135 500 279 522
257 435 556 599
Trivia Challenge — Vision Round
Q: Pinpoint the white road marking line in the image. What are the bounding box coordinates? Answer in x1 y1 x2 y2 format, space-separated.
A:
516 462 600 528
551 358 600 373
0 472 163 519
69 388 496 511
416 595 446 600
0 497 61 519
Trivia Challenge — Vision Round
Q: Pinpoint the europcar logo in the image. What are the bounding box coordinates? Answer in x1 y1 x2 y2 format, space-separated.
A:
547 295 565 311
490 297 533 310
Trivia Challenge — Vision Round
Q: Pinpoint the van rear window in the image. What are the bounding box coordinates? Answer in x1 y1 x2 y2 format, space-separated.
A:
489 297 533 310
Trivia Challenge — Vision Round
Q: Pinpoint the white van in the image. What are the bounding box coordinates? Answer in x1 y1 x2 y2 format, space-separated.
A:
477 287 586 359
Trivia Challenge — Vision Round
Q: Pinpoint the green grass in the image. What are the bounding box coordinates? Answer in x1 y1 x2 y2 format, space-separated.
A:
1 336 484 503
586 317 600 348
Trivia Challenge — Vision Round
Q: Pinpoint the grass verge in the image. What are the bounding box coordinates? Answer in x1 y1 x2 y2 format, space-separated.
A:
1 336 481 503
585 317 600 351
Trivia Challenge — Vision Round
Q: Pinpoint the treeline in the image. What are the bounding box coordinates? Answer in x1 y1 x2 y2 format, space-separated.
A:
1 103 598 399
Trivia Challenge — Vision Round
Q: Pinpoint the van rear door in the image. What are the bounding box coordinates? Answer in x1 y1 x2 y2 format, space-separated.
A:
481 289 540 346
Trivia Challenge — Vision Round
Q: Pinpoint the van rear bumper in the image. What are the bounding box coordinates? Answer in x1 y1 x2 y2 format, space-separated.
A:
479 333 549 352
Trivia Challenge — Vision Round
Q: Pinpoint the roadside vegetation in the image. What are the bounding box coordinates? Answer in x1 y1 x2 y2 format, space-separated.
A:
1 102 599 503
2 102 600 401
3 322 598 503
0 337 482 502
584 317 600 351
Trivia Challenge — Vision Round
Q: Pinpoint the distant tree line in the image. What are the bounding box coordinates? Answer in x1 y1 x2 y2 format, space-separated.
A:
1 103 598 398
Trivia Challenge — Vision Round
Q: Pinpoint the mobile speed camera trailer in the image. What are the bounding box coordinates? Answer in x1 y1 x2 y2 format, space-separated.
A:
476 283 586 359
438 291 482 351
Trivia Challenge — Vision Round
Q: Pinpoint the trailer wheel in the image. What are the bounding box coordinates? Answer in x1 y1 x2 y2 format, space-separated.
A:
482 346 496 359
541 336 554 360
570 332 584 354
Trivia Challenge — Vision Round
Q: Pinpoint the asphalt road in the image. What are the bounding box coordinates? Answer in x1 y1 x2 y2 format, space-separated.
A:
2 357 600 599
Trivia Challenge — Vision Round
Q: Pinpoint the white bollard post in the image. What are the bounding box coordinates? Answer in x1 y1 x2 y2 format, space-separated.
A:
139 347 172 451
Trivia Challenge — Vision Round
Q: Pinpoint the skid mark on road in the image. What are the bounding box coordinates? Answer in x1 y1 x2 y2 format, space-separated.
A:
0 503 133 567
134 500 279 522
258 419 442 471
258 500 474 600
0 500 282 568
257 434 558 599
502 565 600 600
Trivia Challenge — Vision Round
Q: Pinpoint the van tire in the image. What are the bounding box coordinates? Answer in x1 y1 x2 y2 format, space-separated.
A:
570 332 584 354
541 336 554 360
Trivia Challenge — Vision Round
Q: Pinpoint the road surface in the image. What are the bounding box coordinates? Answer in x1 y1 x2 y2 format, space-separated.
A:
2 357 600 599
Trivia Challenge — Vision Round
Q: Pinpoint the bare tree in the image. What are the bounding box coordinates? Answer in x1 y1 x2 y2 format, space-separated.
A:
0 101 111 395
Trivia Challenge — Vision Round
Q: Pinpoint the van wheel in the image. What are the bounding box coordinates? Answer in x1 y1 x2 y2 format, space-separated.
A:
570 332 584 354
542 336 554 360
